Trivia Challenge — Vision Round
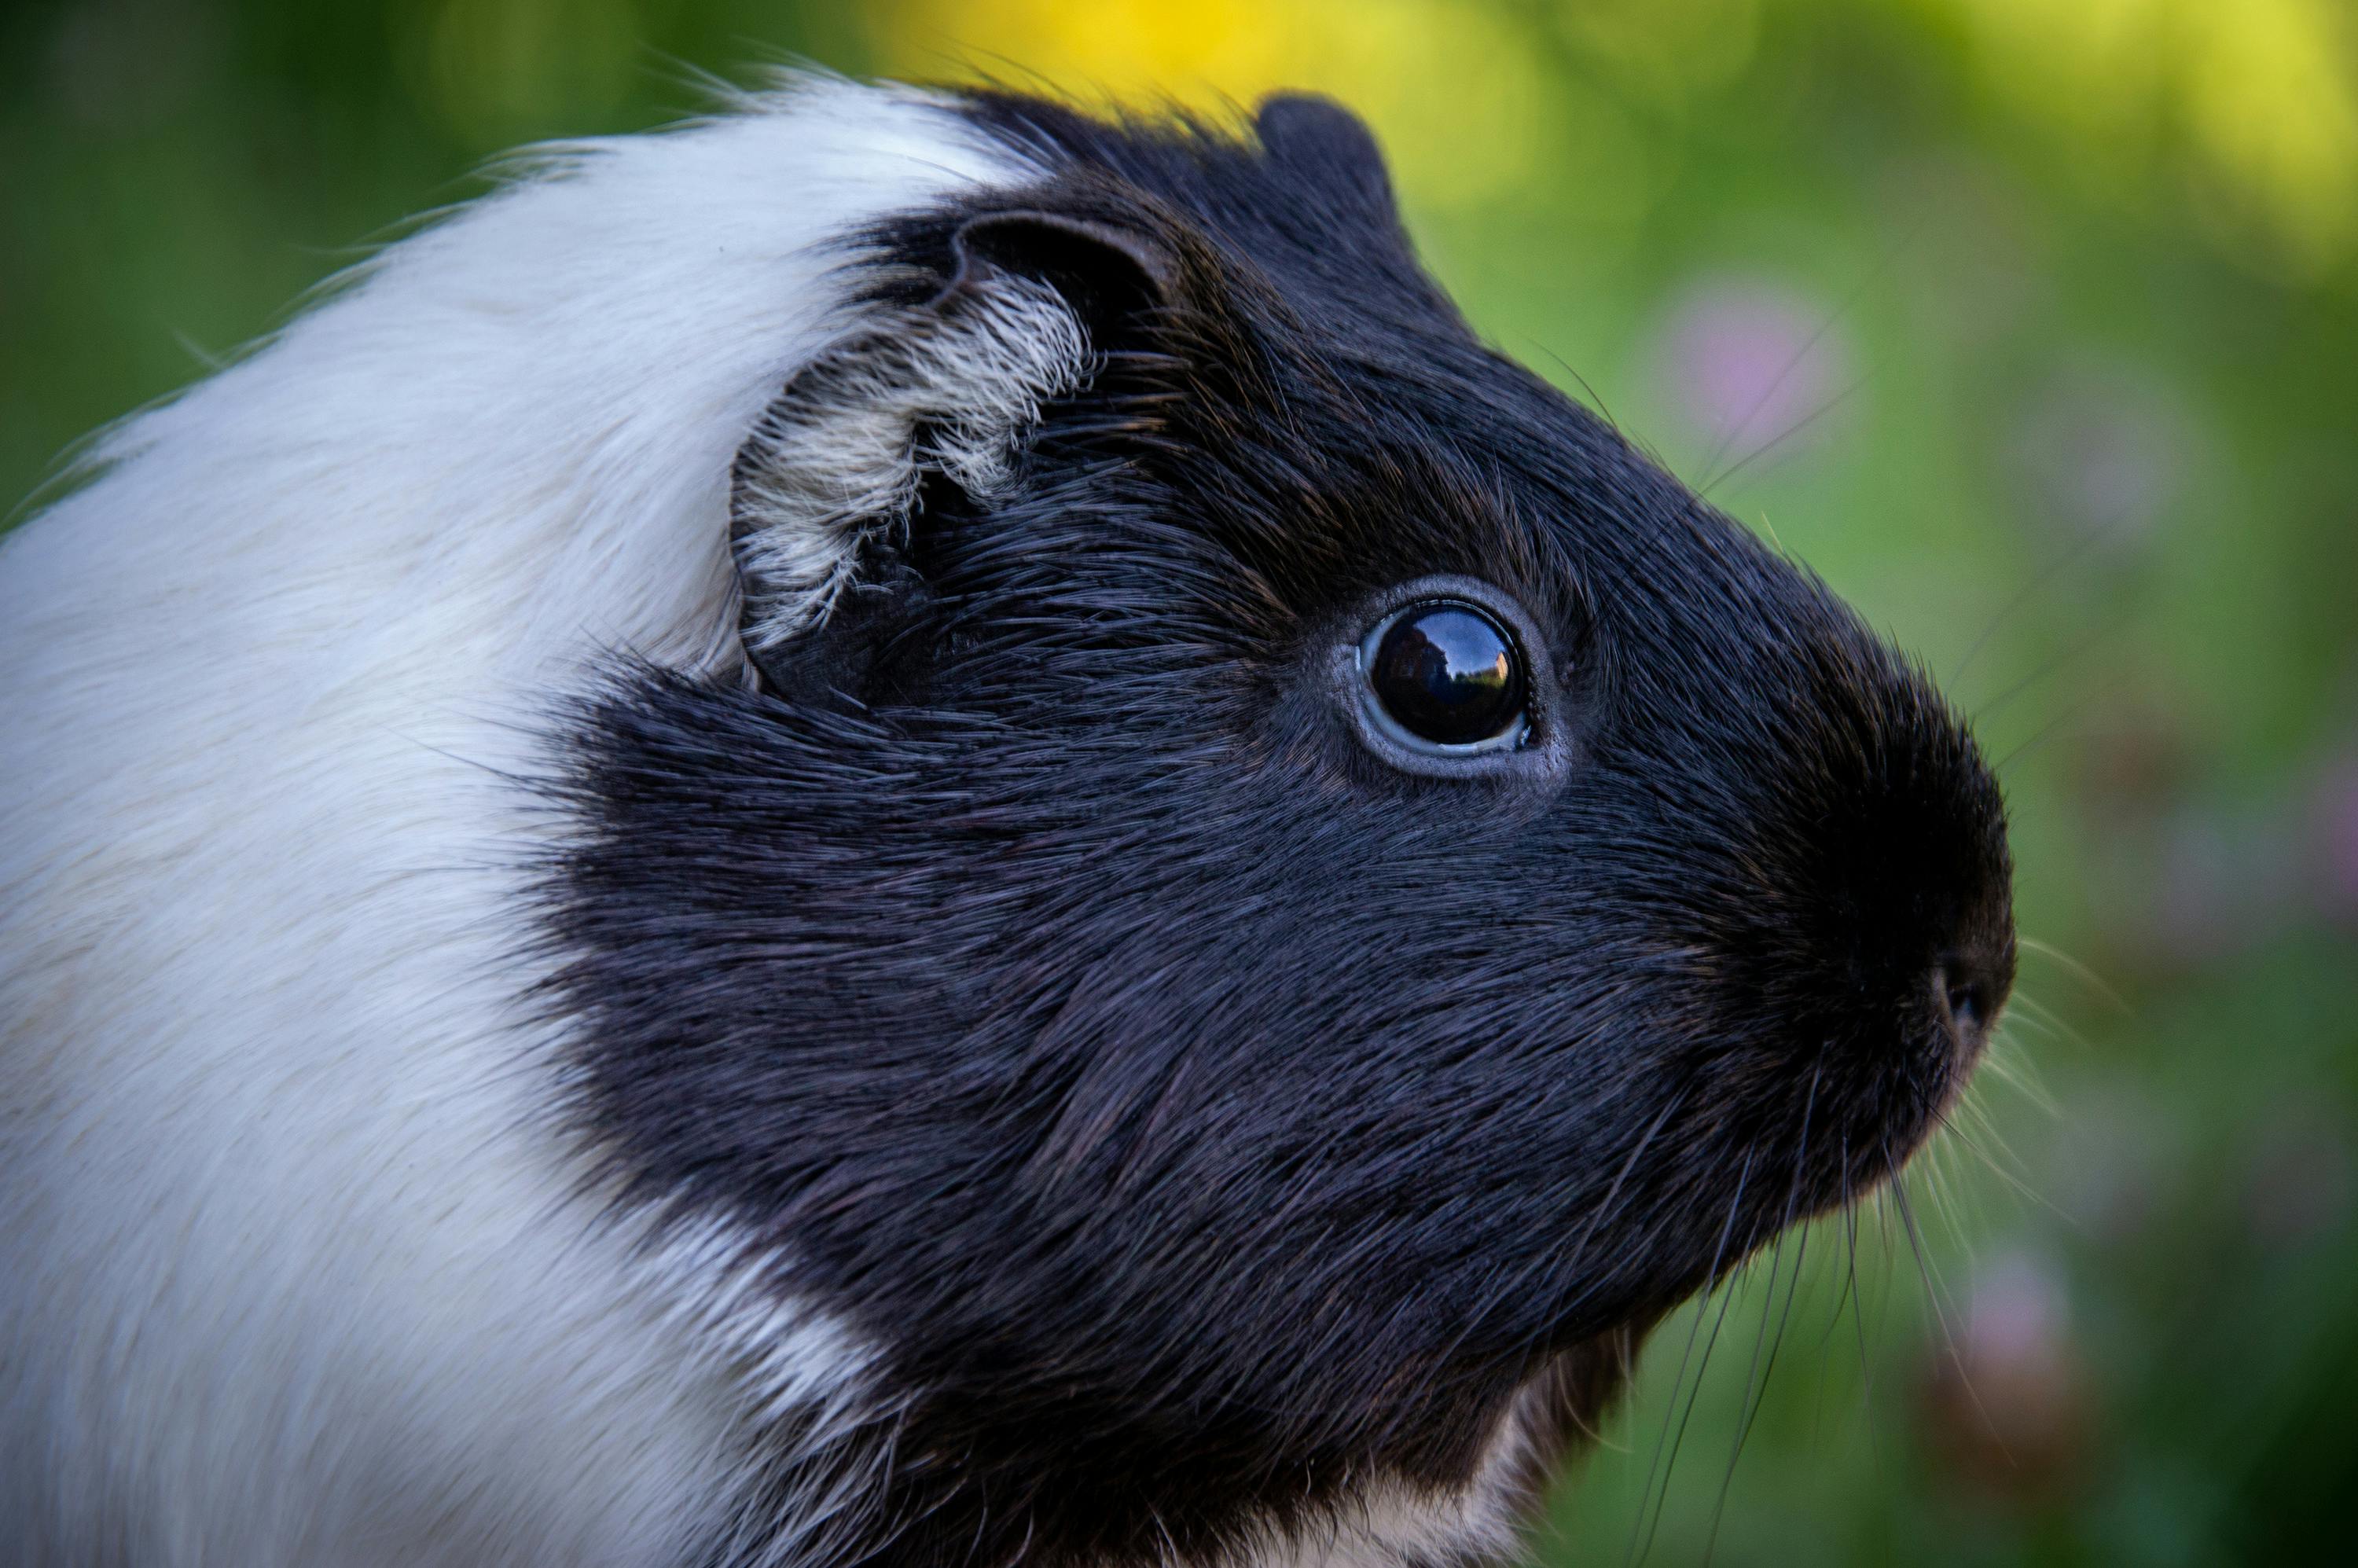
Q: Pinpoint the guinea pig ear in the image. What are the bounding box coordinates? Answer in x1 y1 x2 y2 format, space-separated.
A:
945 207 1176 326
1254 93 1402 230
729 207 1173 700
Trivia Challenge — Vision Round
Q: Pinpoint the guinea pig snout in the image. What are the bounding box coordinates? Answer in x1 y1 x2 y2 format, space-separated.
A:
1835 800 2011 1131
1814 773 2015 1074
1721 639 2018 1117
1721 718 2018 1205
1891 750 2016 1069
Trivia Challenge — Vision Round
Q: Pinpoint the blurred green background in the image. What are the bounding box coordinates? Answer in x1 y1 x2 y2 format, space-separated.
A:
5 1 2354 1563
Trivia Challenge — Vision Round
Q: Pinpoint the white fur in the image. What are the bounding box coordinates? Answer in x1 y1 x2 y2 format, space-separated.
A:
0 77 1034 1567
1255 1384 1555 1568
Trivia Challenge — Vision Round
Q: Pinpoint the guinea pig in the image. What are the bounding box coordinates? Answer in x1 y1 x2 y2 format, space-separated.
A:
0 75 2015 1568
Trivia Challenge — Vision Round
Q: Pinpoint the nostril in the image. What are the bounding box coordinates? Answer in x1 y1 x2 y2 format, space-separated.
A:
1934 957 2002 1039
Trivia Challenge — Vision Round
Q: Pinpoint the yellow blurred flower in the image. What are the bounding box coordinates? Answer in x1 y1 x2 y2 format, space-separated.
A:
875 0 1558 209
872 0 2358 278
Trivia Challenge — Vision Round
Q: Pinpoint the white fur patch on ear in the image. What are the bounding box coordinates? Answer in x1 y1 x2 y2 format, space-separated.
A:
730 274 1089 656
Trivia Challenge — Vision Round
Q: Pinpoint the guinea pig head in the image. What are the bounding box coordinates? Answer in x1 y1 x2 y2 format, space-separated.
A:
545 92 2014 1568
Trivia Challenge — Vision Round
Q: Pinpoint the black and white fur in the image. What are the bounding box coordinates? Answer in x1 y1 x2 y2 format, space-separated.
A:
0 76 2015 1568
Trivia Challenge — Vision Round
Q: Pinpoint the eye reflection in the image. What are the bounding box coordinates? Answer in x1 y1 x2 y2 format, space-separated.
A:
1362 600 1527 751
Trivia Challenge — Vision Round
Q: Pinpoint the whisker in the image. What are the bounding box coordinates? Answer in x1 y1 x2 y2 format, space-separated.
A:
1977 1029 2062 1112
1700 369 1872 499
1694 250 1892 490
1883 1150 2022 1474
1625 1152 1755 1568
2004 990 2095 1052
1868 1184 1901 1358
1842 1146 1875 1402
1640 1262 1746 1566
1989 1002 2084 1057
1948 1086 2034 1178
1942 1107 2074 1228
1950 504 2139 690
1968 596 2139 729
1885 1148 1959 1342
1533 342 1625 433
2017 935 2134 1016
1989 670 2136 777
1699 1230 1787 1567
1918 1126 1978 1263
1705 1198 1818 1560
1699 1062 1820 1563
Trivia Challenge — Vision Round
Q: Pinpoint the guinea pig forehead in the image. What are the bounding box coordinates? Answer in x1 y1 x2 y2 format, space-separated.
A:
1331 411 1597 606
1369 454 1574 610
1209 424 1581 632
1277 358 1628 624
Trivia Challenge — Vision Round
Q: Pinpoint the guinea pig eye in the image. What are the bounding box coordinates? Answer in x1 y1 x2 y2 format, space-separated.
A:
1359 599 1529 754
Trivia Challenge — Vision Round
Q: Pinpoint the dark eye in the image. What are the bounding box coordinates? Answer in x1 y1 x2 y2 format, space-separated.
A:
1360 599 1529 753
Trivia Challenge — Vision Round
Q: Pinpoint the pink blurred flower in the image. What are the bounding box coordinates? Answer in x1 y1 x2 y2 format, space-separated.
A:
1654 276 1851 475
1920 1248 2095 1503
2309 751 2358 924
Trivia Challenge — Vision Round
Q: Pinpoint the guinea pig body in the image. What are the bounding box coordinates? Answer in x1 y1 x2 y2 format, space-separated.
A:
0 76 2014 1568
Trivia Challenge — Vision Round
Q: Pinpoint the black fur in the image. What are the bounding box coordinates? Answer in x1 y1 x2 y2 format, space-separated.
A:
540 90 2015 1568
